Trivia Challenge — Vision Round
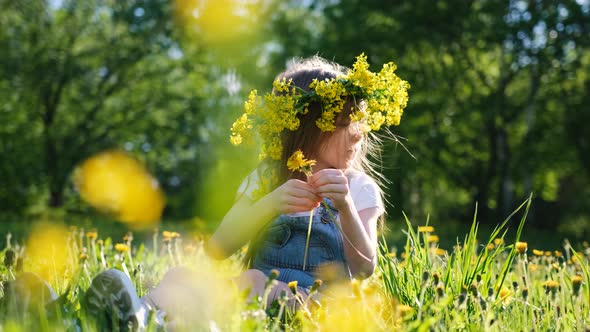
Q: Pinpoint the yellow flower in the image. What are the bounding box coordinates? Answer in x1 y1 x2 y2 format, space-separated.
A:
397 304 413 316
86 231 98 240
288 280 298 295
427 235 439 243
572 275 583 295
499 287 511 300
493 238 504 246
486 243 495 250
162 231 180 240
532 249 544 256
115 243 130 253
528 263 540 272
544 280 559 294
74 150 165 229
429 247 446 256
286 150 316 174
515 242 528 254
418 226 434 233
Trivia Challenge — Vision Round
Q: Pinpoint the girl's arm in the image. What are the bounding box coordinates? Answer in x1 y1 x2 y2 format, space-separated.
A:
206 179 321 260
309 169 379 277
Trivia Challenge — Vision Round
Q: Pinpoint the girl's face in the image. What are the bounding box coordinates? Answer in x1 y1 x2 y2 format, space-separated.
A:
315 121 364 171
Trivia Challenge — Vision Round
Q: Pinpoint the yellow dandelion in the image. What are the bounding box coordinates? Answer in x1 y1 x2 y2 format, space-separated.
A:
528 263 540 272
79 253 88 261
493 238 504 246
397 304 413 316
287 150 316 174
532 249 544 256
486 243 495 250
418 226 434 233
86 231 98 240
427 235 439 243
288 280 298 295
499 287 511 300
544 251 552 257
74 150 165 229
515 242 528 254
572 275 583 295
554 250 563 257
115 243 130 253
544 280 559 294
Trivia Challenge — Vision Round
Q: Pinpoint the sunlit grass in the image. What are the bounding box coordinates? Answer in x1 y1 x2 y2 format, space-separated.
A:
1 195 589 331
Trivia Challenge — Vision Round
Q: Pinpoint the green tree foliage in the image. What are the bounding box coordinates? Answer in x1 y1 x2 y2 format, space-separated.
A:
266 0 590 232
0 0 209 217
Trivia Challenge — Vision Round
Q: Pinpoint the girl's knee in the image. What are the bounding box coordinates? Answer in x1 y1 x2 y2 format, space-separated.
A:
235 269 267 297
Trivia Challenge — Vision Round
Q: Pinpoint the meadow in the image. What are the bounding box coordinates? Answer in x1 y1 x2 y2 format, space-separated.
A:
0 196 588 331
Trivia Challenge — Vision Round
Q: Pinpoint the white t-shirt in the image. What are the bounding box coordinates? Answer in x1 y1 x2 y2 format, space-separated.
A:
237 168 384 217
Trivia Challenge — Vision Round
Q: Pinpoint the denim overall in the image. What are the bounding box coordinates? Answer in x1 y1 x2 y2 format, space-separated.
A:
251 199 352 289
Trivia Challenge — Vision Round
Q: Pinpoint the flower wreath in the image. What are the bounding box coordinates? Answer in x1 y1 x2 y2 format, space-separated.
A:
230 53 410 198
230 53 410 159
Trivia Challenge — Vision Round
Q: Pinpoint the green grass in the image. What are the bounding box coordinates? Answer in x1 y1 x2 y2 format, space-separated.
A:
1 195 589 331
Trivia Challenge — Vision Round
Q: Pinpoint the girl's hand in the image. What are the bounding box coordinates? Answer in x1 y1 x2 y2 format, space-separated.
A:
308 169 352 211
270 179 322 215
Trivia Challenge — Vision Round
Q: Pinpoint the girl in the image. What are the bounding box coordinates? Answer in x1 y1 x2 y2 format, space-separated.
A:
206 54 409 305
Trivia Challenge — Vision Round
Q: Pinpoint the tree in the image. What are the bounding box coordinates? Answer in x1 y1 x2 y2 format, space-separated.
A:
265 0 590 229
0 0 208 216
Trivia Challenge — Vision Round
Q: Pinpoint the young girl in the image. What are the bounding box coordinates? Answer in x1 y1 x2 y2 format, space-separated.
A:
206 54 409 305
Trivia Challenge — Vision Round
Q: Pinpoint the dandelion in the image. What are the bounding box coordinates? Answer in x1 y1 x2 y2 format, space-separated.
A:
163 231 180 242
79 253 88 262
427 235 439 243
115 243 130 253
493 238 504 246
287 150 316 174
532 249 544 256
311 279 323 292
286 151 318 271
432 272 440 284
418 226 434 233
486 243 495 250
397 304 413 316
86 231 98 240
572 275 583 296
515 242 528 254
268 269 280 281
288 281 298 295
499 287 511 301
544 280 559 295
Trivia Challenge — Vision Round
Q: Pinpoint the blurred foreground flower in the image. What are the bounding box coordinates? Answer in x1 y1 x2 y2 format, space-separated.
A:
74 150 165 229
25 222 69 284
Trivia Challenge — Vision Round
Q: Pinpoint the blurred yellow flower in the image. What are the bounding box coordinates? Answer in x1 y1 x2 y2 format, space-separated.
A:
86 231 98 240
397 304 413 316
532 249 544 256
515 242 528 254
115 243 130 253
427 235 439 243
418 226 434 233
26 222 69 284
499 287 511 300
74 150 165 229
544 280 559 294
493 238 504 246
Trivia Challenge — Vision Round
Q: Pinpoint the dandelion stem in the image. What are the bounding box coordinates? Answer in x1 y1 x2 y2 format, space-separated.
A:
302 210 314 271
